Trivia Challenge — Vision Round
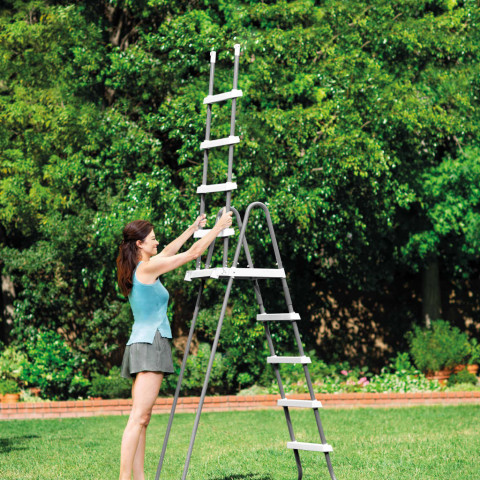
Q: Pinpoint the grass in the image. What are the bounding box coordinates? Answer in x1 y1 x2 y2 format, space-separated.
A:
0 405 479 480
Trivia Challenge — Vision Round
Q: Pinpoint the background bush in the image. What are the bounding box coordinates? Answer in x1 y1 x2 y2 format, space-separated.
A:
447 369 478 387
20 330 90 400
88 366 132 399
408 320 470 373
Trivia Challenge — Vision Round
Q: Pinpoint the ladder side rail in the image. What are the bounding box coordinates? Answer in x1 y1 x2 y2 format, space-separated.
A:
279 278 337 477
155 280 206 480
204 207 229 268
263 321 303 480
223 44 241 268
254 206 296 313
230 207 276 338
181 277 235 480
202 205 245 270
232 202 292 304
292 322 337 480
232 204 303 480
197 51 217 269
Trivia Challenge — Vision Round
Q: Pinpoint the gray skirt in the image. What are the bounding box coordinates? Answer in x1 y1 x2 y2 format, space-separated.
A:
121 330 174 379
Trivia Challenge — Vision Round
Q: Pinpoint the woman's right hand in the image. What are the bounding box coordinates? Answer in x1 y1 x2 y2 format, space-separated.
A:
216 208 233 230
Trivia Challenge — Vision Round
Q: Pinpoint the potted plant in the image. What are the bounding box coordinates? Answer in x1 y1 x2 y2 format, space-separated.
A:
0 378 21 403
467 338 480 375
407 320 470 383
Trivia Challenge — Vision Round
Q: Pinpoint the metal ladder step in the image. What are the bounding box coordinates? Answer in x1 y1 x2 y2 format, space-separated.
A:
200 136 240 150
278 398 323 409
193 228 235 239
267 355 311 365
197 182 237 194
185 267 286 282
257 312 300 321
204 89 243 104
287 441 333 453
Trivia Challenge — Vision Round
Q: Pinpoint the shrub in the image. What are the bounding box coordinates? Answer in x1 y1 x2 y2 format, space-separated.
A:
407 320 470 373
447 368 478 387
0 346 27 381
467 338 480 365
20 330 90 400
181 343 227 395
0 378 20 395
88 366 131 399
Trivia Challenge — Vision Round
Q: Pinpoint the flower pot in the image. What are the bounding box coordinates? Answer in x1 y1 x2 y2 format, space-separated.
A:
426 368 453 385
467 364 479 375
454 364 479 375
29 387 41 397
453 364 466 374
2 393 20 403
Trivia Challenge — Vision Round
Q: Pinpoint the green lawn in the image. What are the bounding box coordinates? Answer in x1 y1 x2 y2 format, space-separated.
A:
0 405 478 480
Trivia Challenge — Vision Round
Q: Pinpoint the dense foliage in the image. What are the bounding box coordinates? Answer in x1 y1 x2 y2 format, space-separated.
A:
1 0 480 397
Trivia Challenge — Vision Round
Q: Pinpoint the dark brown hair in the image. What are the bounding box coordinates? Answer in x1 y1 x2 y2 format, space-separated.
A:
116 220 153 296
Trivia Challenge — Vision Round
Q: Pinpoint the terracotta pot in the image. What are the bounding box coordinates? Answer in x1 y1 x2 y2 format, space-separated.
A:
2 393 20 403
467 364 479 375
453 364 479 375
453 364 466 374
29 387 41 397
426 368 453 385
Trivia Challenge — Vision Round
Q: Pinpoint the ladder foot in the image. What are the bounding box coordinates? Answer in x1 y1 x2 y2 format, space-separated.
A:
293 449 303 480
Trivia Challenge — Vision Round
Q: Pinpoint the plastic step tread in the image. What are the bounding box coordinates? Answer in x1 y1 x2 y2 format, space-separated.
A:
257 313 300 321
193 228 235 239
185 268 286 282
287 441 333 453
204 89 243 104
267 356 311 365
197 182 237 194
278 399 323 409
200 136 240 150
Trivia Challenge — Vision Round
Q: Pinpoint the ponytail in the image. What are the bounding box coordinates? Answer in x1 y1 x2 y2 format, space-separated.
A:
116 220 153 296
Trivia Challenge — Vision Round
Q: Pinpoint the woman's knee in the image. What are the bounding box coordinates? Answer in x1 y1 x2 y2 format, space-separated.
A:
130 409 152 427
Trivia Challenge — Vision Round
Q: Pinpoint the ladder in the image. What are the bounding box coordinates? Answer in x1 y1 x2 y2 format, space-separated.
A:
155 44 337 480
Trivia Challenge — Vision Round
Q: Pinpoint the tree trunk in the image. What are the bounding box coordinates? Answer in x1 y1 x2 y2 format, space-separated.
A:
1 273 15 343
422 258 442 328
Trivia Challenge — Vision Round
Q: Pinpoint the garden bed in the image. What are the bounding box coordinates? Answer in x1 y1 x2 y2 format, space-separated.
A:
1 391 480 420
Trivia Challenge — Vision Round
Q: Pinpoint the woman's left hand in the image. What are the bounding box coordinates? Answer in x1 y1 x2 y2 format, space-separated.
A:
192 214 207 231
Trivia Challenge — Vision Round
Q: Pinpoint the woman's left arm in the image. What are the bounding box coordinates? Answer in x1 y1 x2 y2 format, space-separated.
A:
157 214 206 257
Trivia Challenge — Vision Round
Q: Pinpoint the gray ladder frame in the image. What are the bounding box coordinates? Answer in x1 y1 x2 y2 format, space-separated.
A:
155 45 337 480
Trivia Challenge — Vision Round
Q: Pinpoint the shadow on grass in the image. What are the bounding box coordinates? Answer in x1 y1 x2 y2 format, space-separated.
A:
211 474 273 480
0 435 40 454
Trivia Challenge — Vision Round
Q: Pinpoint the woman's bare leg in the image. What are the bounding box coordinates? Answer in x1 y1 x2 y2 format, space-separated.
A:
119 372 163 480
132 426 147 479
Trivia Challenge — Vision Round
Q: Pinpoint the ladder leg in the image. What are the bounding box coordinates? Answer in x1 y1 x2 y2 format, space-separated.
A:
291 321 337 480
264 322 304 480
155 280 205 480
181 277 235 480
223 45 241 267
197 51 216 269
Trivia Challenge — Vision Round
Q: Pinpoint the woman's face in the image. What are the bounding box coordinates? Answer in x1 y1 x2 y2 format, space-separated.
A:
137 229 159 257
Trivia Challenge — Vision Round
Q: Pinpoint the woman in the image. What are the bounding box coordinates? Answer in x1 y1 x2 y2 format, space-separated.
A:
116 208 233 480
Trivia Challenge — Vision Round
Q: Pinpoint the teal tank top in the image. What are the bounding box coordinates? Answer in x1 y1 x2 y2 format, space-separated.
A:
126 261 172 345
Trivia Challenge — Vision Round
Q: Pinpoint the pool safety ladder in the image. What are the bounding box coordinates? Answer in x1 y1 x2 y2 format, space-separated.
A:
155 44 337 480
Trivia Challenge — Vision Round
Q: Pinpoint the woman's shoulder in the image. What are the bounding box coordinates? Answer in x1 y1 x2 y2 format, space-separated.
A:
134 261 161 285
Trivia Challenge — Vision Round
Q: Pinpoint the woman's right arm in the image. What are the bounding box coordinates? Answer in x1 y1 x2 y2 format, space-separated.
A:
139 209 233 279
